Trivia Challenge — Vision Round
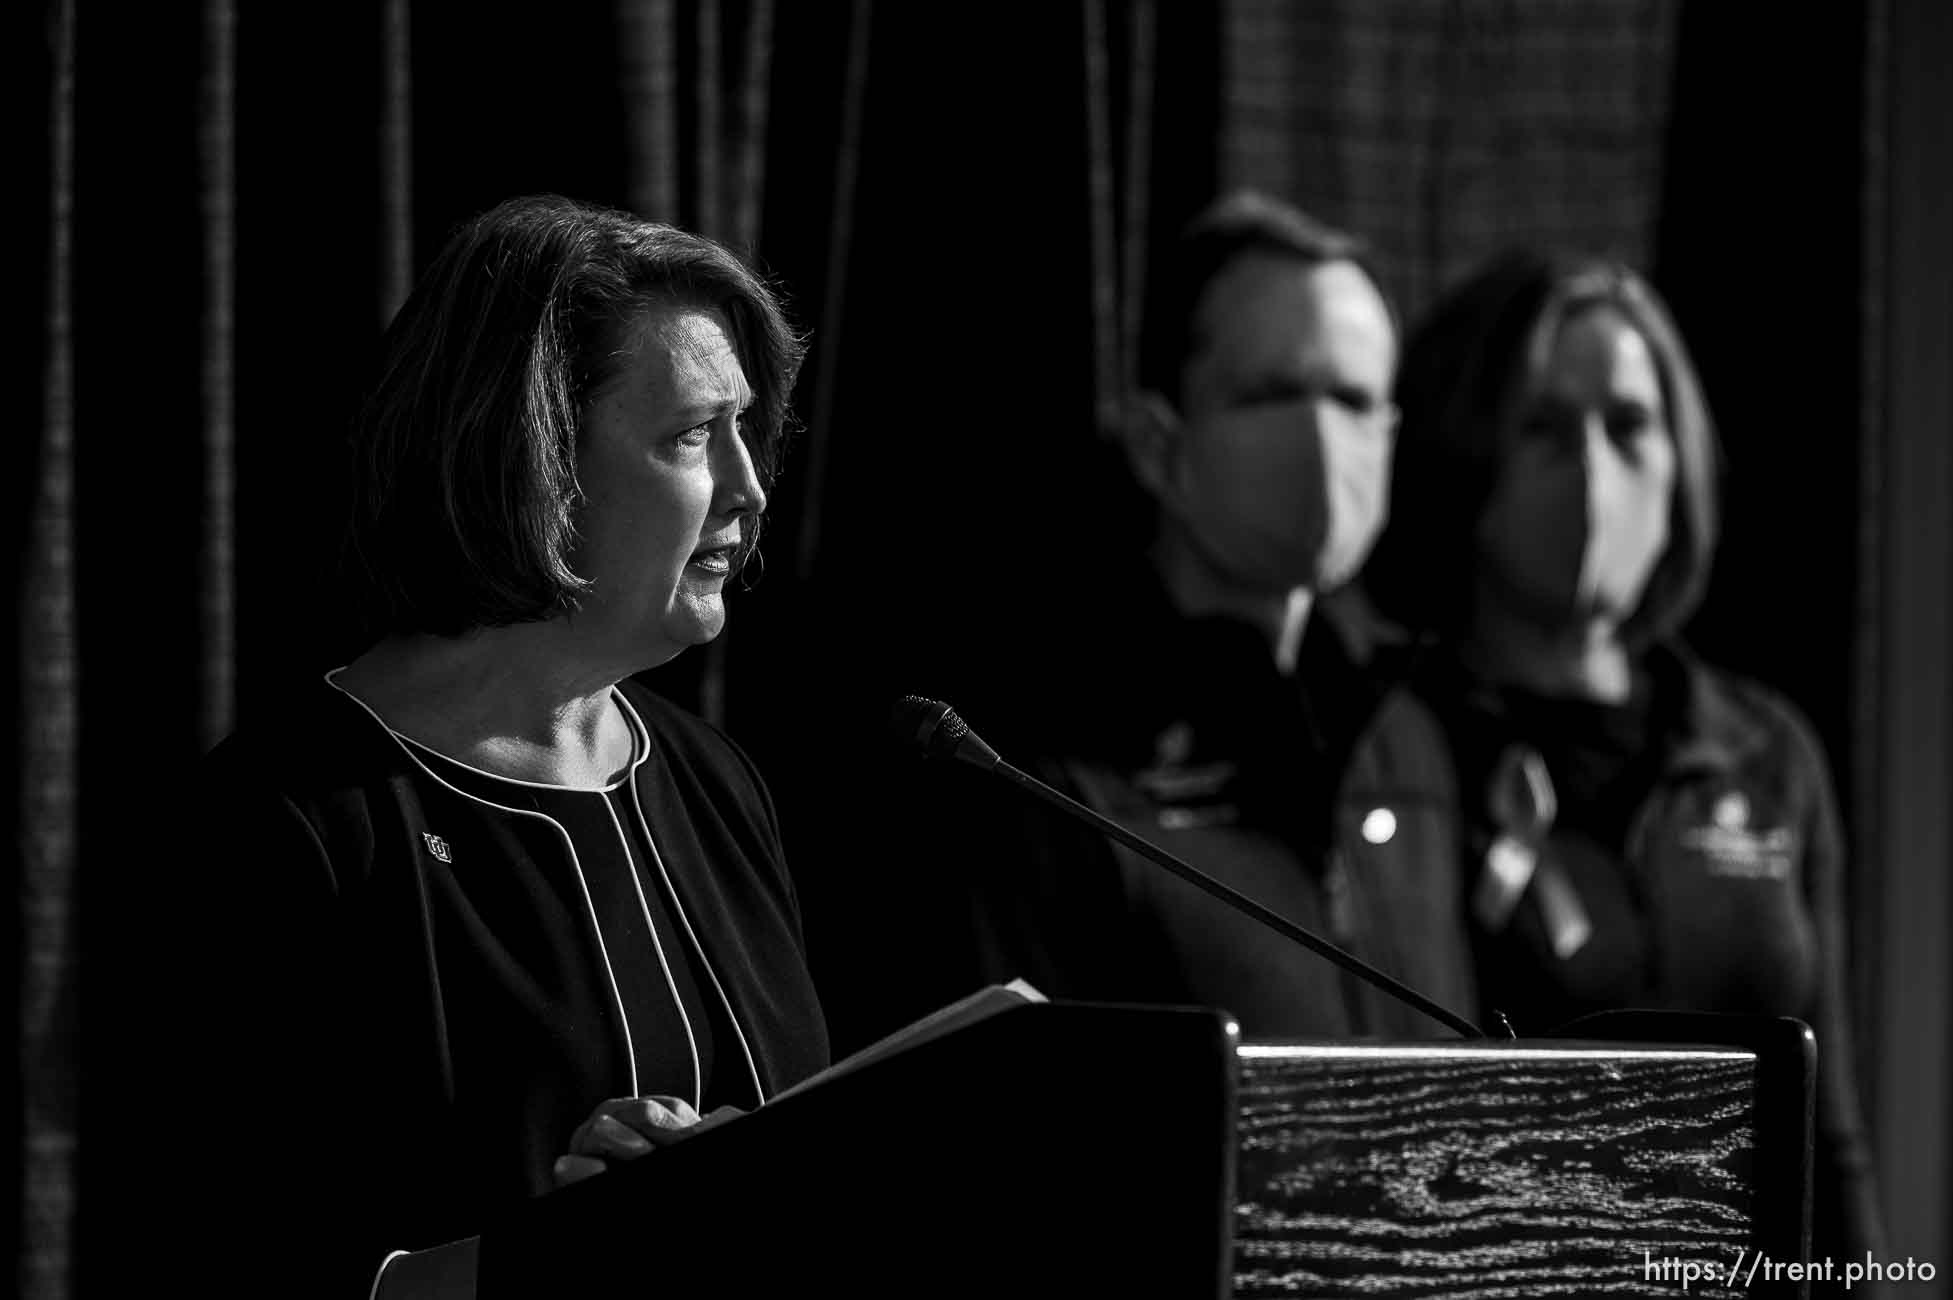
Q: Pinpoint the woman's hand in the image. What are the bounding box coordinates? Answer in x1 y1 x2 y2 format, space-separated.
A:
552 1095 744 1188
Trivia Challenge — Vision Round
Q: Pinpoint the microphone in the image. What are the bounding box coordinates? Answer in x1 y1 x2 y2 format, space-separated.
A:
892 695 1487 1040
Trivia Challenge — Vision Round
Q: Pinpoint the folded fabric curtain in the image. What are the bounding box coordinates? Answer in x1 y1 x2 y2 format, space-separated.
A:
1220 0 1679 319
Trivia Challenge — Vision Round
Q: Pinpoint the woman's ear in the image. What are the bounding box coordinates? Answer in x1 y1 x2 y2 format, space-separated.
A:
1122 390 1184 506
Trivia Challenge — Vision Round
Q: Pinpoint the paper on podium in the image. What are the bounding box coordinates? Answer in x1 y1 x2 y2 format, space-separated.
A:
770 978 1046 1104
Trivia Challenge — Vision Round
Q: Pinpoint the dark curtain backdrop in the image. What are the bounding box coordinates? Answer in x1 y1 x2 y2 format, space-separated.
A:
1222 0 1680 316
21 2 1943 1295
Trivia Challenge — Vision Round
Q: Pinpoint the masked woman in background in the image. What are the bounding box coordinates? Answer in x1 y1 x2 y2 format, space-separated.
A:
1363 250 1882 1261
176 196 828 1297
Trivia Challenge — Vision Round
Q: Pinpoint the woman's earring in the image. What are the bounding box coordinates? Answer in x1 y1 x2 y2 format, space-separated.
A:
736 544 766 592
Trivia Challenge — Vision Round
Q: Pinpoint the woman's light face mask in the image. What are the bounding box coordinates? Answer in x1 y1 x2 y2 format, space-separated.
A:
1476 303 1678 633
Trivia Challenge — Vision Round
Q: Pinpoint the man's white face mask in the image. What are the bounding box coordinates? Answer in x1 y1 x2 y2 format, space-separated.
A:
1147 256 1399 597
1160 392 1393 594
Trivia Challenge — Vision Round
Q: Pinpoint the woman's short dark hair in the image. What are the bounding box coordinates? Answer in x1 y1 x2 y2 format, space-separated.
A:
343 194 805 639
1136 189 1391 410
1364 249 1719 650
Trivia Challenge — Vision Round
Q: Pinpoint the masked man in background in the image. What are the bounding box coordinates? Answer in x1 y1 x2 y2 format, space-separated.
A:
905 192 1477 1038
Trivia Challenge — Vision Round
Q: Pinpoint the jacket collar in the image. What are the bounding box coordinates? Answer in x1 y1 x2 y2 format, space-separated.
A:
1418 638 1770 782
1137 580 1389 762
1658 643 1773 776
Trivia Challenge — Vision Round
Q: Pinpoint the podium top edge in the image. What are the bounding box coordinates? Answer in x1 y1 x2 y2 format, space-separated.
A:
1238 1042 1754 1061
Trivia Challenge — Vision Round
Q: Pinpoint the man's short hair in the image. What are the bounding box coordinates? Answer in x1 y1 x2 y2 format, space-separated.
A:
1363 249 1719 648
342 195 804 639
1136 190 1391 408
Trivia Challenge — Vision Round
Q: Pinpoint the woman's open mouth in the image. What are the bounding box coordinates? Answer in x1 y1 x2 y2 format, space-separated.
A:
687 543 737 575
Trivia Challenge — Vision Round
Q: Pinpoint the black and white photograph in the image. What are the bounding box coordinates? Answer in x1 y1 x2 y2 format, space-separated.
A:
14 2 1951 1295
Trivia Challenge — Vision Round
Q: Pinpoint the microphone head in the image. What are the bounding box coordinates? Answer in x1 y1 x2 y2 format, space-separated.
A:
892 694 954 757
891 695 999 770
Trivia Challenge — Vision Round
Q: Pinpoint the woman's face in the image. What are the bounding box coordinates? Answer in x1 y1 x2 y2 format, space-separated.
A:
1475 303 1677 633
570 302 765 666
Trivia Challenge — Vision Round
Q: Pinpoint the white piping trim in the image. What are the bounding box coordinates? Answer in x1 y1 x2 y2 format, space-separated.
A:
367 1250 409 1300
598 785 703 1111
394 730 635 793
324 669 644 1096
614 691 769 1108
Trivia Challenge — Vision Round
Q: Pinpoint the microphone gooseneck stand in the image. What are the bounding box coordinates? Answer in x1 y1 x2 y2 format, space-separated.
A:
894 695 1490 1040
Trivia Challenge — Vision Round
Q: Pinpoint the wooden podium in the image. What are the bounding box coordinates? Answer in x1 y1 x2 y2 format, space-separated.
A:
1234 1011 1815 1298
475 1004 1811 1298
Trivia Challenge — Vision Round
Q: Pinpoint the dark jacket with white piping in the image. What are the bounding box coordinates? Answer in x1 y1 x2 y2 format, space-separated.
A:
177 674 828 1296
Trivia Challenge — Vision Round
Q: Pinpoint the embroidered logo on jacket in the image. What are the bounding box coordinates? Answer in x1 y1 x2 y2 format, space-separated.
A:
1132 720 1240 829
1680 792 1794 880
422 833 452 864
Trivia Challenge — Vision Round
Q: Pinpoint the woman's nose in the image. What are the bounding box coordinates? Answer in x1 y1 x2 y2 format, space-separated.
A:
1581 419 1635 500
1579 417 1623 473
715 430 768 518
1580 415 1607 458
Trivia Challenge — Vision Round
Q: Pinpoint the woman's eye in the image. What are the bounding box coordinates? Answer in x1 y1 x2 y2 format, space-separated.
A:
1607 410 1652 443
1329 387 1382 419
676 423 712 447
1518 412 1568 444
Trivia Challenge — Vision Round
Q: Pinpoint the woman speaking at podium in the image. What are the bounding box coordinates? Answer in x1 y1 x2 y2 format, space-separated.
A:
181 196 829 1296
